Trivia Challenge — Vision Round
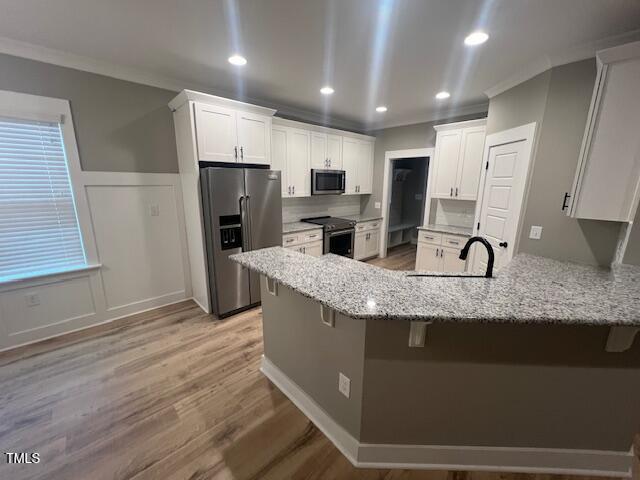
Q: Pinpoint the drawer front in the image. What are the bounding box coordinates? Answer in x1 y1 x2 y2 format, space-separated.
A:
282 233 301 246
356 220 381 232
418 230 442 245
442 234 466 249
302 229 323 243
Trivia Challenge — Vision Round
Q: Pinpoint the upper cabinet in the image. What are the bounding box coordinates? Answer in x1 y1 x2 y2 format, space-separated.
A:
432 119 486 201
567 41 640 222
273 118 375 197
343 137 374 194
172 90 275 166
310 132 343 170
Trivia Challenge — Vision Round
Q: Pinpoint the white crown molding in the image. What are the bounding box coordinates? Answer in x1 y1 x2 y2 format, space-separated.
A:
371 101 489 131
484 28 640 99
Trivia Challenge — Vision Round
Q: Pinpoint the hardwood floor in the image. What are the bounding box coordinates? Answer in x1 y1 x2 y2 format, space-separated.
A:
367 243 417 271
0 250 633 479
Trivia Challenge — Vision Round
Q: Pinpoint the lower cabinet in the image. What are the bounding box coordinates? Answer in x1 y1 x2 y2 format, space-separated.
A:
282 229 324 257
354 220 381 260
415 230 468 272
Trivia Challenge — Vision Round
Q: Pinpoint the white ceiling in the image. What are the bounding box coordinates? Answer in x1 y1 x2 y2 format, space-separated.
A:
1 0 640 131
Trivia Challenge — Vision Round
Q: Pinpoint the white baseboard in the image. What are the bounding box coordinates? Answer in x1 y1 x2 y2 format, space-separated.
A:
260 356 633 478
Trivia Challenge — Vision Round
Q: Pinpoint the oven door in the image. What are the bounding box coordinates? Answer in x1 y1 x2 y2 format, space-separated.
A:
325 228 354 258
312 169 345 195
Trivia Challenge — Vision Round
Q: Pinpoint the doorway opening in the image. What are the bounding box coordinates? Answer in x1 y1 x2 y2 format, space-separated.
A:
380 148 434 259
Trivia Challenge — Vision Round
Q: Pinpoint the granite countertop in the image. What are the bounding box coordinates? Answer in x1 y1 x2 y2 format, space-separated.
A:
231 247 640 326
419 224 473 237
342 214 383 223
282 222 322 234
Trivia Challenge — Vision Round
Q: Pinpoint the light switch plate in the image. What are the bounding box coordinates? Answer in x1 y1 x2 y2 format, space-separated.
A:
149 204 160 217
338 372 351 398
529 225 543 240
374 202 381 209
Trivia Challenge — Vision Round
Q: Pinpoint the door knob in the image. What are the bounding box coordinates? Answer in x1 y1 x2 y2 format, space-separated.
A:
499 241 508 248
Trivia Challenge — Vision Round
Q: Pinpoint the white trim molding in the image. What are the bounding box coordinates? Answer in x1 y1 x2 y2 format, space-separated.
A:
260 356 633 478
379 148 434 258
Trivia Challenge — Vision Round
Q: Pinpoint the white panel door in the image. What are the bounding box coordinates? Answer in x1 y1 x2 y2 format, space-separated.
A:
441 246 467 272
342 137 359 194
237 111 270 165
310 132 328 169
287 128 311 197
271 126 289 196
432 130 462 198
327 134 343 169
194 103 238 163
359 141 374 194
415 243 441 271
456 126 486 200
474 140 529 273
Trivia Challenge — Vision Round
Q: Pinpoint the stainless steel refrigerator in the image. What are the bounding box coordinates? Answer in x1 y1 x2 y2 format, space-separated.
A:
200 166 282 317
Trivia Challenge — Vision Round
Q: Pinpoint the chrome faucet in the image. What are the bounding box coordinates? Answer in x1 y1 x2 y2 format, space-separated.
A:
459 236 495 278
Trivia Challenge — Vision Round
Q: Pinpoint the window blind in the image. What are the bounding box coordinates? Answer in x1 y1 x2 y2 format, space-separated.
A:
0 115 86 282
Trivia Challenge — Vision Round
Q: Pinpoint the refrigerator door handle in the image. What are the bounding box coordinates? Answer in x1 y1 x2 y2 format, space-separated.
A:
239 196 250 252
245 195 252 250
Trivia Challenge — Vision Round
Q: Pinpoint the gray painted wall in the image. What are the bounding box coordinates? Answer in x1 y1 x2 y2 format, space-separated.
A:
361 113 487 218
514 59 622 265
0 53 178 173
361 319 640 450
485 59 621 266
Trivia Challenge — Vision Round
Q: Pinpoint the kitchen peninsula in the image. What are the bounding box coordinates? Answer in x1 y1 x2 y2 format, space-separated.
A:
231 247 640 477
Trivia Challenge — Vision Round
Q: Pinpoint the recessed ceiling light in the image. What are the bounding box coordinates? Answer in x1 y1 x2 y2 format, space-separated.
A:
376 106 388 113
435 91 451 100
464 31 489 46
228 54 247 66
320 86 335 95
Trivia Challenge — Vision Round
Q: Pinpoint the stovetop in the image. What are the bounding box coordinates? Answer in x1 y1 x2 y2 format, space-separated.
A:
300 216 356 231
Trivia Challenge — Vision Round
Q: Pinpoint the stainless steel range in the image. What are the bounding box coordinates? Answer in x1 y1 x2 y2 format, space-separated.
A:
300 216 356 258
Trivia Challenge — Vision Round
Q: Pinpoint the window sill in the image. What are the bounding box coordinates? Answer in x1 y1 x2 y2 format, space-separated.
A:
0 264 102 290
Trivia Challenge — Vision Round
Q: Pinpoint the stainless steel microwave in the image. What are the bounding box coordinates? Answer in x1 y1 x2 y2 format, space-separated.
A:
311 169 345 195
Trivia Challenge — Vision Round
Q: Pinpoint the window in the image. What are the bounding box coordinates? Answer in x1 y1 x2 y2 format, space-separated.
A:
0 114 86 282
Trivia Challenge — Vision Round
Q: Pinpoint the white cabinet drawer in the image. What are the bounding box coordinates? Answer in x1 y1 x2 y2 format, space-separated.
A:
442 234 465 248
418 231 442 245
355 220 381 232
302 230 323 243
282 233 301 246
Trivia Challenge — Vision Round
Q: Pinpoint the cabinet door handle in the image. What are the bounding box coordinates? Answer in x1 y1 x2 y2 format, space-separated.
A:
435 248 439 257
303 246 306 254
288 186 291 195
561 192 571 211
499 241 508 248
292 185 295 194
240 146 244 160
234 146 238 159
455 187 458 197
450 187 453 197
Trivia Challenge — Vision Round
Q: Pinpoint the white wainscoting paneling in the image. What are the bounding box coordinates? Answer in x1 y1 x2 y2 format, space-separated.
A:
0 172 191 352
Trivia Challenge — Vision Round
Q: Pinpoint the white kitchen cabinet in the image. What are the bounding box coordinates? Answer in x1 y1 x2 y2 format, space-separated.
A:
415 229 469 272
283 229 323 257
415 243 441 271
567 40 640 222
354 220 381 260
432 119 486 200
343 137 374 195
271 125 289 196
310 133 343 170
194 102 272 165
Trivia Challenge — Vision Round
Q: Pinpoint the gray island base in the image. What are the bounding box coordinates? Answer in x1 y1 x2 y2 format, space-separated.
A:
231 247 640 477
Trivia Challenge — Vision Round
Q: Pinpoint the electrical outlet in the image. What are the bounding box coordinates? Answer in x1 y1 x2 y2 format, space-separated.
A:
338 372 351 398
25 293 40 307
149 204 160 217
374 201 381 209
529 225 543 240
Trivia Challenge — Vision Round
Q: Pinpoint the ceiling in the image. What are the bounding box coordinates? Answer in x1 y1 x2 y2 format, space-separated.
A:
1 0 640 131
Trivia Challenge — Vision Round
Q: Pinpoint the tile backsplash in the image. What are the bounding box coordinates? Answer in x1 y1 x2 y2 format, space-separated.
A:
282 196 361 223
430 199 476 228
